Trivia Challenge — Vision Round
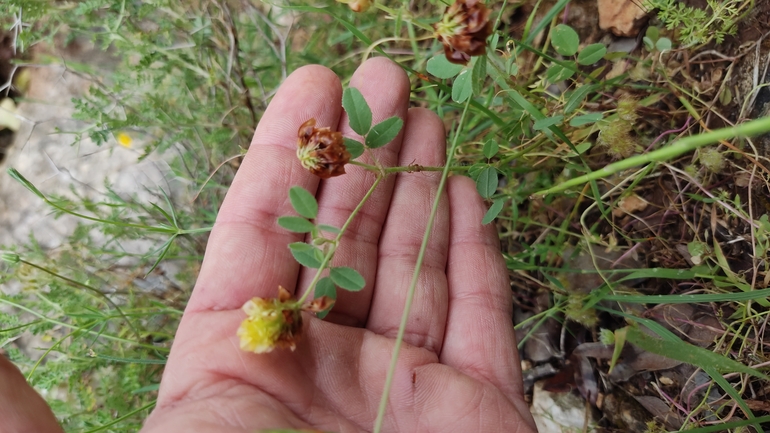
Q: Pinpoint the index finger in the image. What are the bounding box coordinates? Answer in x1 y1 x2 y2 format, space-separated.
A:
187 65 343 313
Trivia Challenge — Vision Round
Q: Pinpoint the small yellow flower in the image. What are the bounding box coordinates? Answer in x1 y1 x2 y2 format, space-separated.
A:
237 287 303 354
117 132 133 148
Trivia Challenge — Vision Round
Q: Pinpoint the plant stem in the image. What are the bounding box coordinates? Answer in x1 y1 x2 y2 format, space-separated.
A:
81 400 156 433
349 160 469 173
532 115 770 197
296 175 384 305
0 297 166 351
373 3 434 32
19 258 142 340
7 168 213 236
373 98 472 433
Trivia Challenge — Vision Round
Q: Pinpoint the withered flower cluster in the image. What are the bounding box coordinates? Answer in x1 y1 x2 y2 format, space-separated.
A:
296 118 350 179
238 286 334 354
434 0 492 65
348 0 371 12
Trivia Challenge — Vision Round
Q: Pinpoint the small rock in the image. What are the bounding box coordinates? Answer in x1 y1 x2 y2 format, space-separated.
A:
598 0 650 37
532 381 598 433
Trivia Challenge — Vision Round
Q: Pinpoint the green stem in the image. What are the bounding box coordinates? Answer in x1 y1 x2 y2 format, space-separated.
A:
532 116 770 197
373 98 473 433
373 3 433 32
19 259 142 340
349 160 469 173
0 297 166 351
296 176 384 305
497 139 545 166
7 168 213 236
81 400 156 433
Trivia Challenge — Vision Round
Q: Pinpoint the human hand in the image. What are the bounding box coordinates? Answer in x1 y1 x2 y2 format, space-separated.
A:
0 57 536 433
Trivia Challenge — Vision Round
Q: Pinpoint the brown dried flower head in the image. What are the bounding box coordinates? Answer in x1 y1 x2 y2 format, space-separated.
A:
434 0 492 65
297 118 350 179
348 0 371 12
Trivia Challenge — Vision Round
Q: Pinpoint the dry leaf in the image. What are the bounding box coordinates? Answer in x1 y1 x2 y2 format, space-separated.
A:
633 395 684 430
0 98 20 132
612 193 649 217
597 0 650 37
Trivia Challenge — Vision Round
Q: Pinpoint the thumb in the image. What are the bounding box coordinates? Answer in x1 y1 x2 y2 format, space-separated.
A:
0 354 63 433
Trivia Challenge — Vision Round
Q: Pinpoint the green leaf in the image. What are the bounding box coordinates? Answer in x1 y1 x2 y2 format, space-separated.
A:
567 141 592 156
565 84 596 114
670 416 770 433
277 216 315 233
655 37 672 52
330 267 366 291
643 36 655 51
577 43 607 65
551 24 580 56
482 198 505 224
314 277 337 319
505 55 519 76
289 242 324 268
608 327 627 374
702 366 759 433
471 56 487 95
645 26 659 42
569 112 603 127
317 224 341 234
603 287 770 305
342 87 372 136
426 54 463 79
476 166 498 199
618 268 698 282
7 168 45 199
288 186 318 219
507 89 543 120
545 64 575 83
451 69 473 103
482 139 499 159
467 162 487 180
343 138 365 159
366 116 403 149
533 115 564 131
625 325 770 381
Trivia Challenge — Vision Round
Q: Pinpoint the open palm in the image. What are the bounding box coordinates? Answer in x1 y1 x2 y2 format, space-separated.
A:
140 58 535 433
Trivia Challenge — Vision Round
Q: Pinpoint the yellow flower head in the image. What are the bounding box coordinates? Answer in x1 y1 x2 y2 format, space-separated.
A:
117 132 133 148
237 287 302 354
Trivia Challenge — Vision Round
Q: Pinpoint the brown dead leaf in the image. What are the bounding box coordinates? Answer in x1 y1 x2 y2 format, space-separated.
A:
597 0 650 37
573 341 682 380
746 399 770 411
647 304 723 347
612 193 649 217
634 395 684 430
561 244 644 294
601 390 653 432
606 59 630 80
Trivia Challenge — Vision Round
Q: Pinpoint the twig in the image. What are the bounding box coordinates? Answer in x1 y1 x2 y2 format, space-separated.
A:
645 116 692 152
